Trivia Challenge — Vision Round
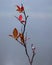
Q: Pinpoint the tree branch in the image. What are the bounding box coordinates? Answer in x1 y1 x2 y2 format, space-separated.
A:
25 45 30 63
16 39 24 46
15 4 36 65
30 52 35 65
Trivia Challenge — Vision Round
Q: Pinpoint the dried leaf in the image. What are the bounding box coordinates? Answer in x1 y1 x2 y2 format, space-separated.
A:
19 33 24 44
9 28 19 40
16 5 24 13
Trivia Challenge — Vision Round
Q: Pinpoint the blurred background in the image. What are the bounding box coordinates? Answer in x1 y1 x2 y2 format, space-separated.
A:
0 0 52 65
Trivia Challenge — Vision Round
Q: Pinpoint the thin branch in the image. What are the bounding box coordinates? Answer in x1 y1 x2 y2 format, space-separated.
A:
25 46 30 63
16 4 35 65
22 9 31 64
22 11 27 34
9 3 36 65
30 52 35 65
16 39 24 46
16 39 26 48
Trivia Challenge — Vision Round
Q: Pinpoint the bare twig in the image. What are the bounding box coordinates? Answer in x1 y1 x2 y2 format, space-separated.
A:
16 39 24 46
22 11 28 34
30 52 35 65
25 46 30 63
22 8 35 65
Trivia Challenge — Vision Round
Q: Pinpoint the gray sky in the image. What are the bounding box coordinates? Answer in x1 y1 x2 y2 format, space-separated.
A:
0 0 52 65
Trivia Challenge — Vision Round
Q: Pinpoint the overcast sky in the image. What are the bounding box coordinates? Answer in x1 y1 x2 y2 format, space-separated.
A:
0 0 52 65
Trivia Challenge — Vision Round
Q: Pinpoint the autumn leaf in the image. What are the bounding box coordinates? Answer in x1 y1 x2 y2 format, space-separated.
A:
9 28 19 40
16 4 24 13
16 15 25 24
21 5 24 12
18 15 22 21
19 33 25 44
16 5 20 11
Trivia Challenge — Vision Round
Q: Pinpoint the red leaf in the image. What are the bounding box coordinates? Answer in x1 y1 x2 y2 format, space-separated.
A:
21 6 24 12
16 5 24 13
18 15 22 21
16 5 21 11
